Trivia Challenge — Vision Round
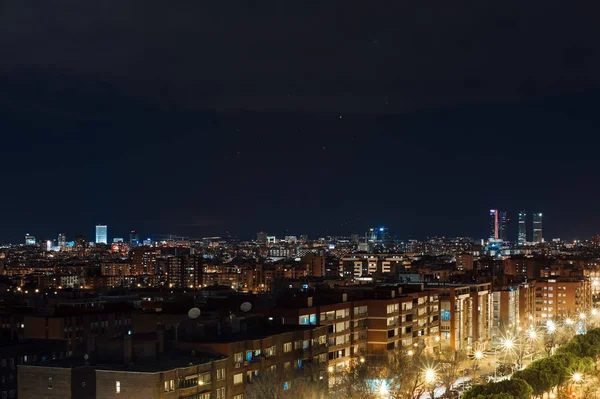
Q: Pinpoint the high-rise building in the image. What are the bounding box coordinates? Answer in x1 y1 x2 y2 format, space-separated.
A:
368 227 389 243
489 209 499 239
57 233 66 248
499 211 508 241
24 234 36 246
518 211 527 245
131 247 156 275
95 225 108 245
257 231 267 245
129 230 139 247
533 213 543 243
167 255 201 288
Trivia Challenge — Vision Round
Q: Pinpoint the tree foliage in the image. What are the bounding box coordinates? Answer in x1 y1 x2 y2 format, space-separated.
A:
463 378 532 399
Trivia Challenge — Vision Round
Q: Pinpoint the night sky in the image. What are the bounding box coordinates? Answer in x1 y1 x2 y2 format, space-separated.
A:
1 1 600 243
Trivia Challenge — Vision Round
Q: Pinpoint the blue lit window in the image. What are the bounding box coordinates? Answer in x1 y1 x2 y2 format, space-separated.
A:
246 351 252 361
283 382 290 391
309 314 317 324
299 315 310 325
441 310 451 321
302 284 309 289
297 359 303 369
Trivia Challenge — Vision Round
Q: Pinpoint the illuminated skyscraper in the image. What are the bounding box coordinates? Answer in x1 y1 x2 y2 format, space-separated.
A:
256 231 267 245
58 233 66 248
129 230 139 247
95 225 108 245
499 211 508 241
533 213 543 243
368 227 389 243
25 234 36 246
517 211 527 245
489 209 499 239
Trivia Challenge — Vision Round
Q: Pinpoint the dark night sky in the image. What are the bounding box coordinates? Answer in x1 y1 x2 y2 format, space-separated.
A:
1 0 600 243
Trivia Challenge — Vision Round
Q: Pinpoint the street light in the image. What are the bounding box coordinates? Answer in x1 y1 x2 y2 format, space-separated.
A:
572 373 583 382
379 380 390 397
407 350 414 356
328 366 334 373
566 318 573 326
529 330 537 340
579 313 586 320
474 350 484 360
503 338 514 350
425 368 436 384
592 308 598 316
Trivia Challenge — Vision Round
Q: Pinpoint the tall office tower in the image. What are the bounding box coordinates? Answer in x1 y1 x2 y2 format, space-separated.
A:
129 230 139 247
25 234 36 246
95 225 108 245
499 211 508 241
533 213 543 243
257 231 268 245
517 212 527 245
489 209 499 239
58 233 66 248
378 227 389 243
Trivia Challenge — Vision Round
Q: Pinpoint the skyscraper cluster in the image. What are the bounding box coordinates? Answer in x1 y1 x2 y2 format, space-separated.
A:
490 210 543 244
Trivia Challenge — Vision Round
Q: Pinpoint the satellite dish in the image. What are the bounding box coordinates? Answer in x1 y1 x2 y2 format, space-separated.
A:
188 307 201 319
240 302 252 312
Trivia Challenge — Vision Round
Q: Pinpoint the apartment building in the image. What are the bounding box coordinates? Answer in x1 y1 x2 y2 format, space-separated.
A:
431 283 493 351
183 323 329 399
534 278 592 321
339 254 407 278
18 319 325 399
492 286 520 337
267 285 440 368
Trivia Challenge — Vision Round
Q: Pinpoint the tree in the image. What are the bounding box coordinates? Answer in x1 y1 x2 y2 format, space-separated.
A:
437 349 469 397
378 347 431 399
326 360 373 399
245 369 323 399
463 378 532 399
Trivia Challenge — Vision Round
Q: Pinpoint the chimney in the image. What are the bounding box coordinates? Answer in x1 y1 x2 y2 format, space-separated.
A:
124 333 132 365
156 325 164 360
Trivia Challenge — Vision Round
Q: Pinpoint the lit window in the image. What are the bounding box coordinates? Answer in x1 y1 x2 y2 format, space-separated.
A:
233 373 243 385
116 381 121 393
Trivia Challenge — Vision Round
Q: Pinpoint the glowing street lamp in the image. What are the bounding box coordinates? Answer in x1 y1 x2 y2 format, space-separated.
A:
547 320 556 334
474 350 484 360
407 350 414 356
592 308 598 316
566 318 573 326
579 313 586 320
379 380 390 397
529 330 537 340
502 338 514 350
328 366 334 373
425 368 436 384
572 373 583 383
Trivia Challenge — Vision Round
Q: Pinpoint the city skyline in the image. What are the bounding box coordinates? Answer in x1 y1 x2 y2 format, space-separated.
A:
5 208 595 246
